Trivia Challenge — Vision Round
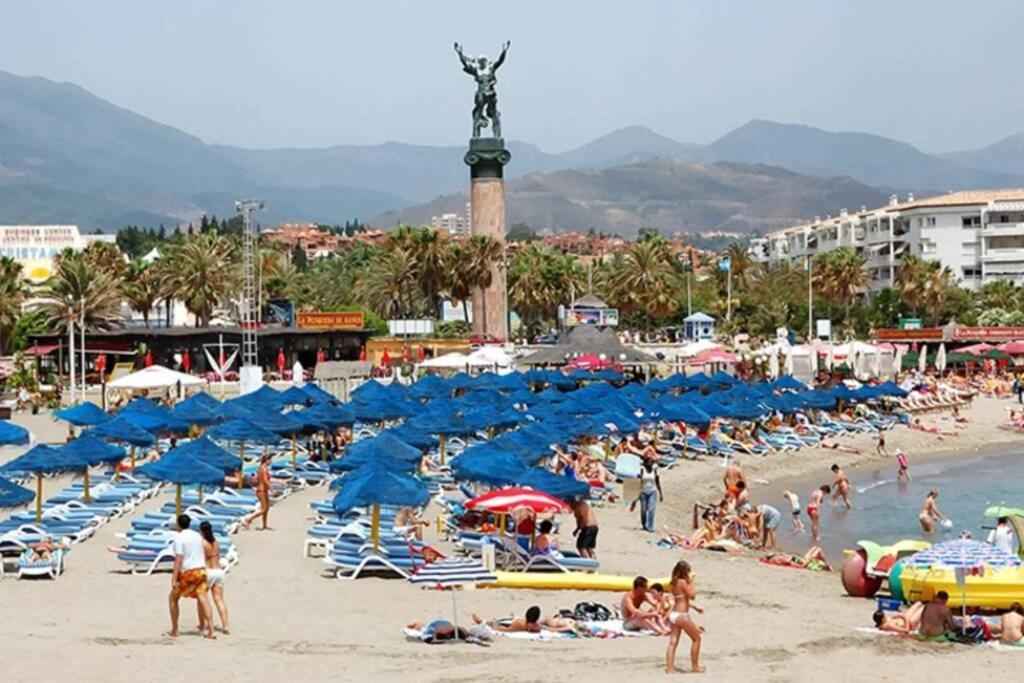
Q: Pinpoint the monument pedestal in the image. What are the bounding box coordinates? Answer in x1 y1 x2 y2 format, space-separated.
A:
464 138 511 340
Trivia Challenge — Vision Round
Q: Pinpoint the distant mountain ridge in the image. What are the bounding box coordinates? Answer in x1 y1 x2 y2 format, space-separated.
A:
375 159 890 236
0 68 1021 230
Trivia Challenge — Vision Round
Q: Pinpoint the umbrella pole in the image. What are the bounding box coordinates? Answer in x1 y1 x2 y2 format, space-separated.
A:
198 484 204 505
83 467 91 503
238 441 245 490
130 445 136 470
439 435 447 465
292 435 297 469
452 589 460 641
487 427 494 440
35 473 43 523
175 483 183 516
372 503 381 554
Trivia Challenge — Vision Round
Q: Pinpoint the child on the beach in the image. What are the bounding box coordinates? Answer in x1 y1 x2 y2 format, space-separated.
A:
896 448 911 482
782 490 805 533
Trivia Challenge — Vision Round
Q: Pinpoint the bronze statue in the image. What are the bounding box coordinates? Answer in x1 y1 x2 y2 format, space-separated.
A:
454 41 510 139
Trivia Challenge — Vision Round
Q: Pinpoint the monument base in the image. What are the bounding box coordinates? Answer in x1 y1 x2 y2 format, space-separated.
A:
465 137 511 340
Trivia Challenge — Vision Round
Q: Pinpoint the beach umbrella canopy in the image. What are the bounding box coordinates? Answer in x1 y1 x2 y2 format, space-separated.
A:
331 467 430 513
465 487 571 514
770 375 806 392
300 383 339 405
169 400 221 426
299 403 356 428
86 416 157 447
380 424 438 450
120 397 163 414
904 539 1022 569
205 419 282 444
346 432 424 462
278 386 313 406
216 400 258 421
0 476 34 508
513 468 590 501
352 380 405 402
136 447 225 514
409 557 496 589
0 444 68 476
656 401 711 427
408 412 478 436
451 445 528 486
54 402 110 427
711 371 738 386
0 419 31 446
800 390 838 410
352 398 414 422
257 411 306 436
461 406 521 432
328 451 419 474
723 399 768 421
58 435 127 466
119 409 180 435
593 410 641 434
172 436 243 473
997 341 1024 355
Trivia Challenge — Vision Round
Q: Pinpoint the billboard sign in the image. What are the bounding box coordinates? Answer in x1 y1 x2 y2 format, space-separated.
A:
296 311 365 330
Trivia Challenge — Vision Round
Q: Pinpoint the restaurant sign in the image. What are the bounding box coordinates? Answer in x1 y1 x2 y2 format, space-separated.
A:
296 311 365 330
952 326 1024 341
875 328 944 342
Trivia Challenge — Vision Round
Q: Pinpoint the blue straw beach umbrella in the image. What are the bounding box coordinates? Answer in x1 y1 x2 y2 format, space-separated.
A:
451 444 528 486
175 437 243 473
0 445 68 520
0 419 30 446
54 402 110 427
593 410 641 434
86 416 157 470
300 383 339 405
206 418 284 489
0 476 34 508
408 374 450 399
514 468 590 501
771 375 807 392
352 398 414 423
345 432 423 462
58 435 127 502
136 447 226 515
298 403 356 429
332 465 430 552
217 401 257 421
408 413 478 464
380 424 438 451
278 385 313 406
169 400 221 427
258 410 315 467
328 450 419 475
121 397 163 414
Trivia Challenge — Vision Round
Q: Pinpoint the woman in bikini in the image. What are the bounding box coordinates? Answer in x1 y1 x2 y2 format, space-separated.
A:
873 602 926 634
665 560 704 674
243 453 272 530
918 489 947 533
197 521 230 635
807 484 830 540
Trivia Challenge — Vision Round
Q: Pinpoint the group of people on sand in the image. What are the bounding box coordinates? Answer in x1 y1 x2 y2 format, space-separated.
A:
165 514 230 639
875 592 1024 646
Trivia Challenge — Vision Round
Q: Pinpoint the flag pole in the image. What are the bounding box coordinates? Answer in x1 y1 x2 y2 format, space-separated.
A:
807 255 814 343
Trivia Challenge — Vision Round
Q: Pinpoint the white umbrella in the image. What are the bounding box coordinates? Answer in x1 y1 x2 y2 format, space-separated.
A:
936 344 947 373
409 557 497 639
872 349 882 379
918 344 928 374
108 365 205 390
826 344 835 371
292 360 305 386
893 346 904 375
769 352 780 380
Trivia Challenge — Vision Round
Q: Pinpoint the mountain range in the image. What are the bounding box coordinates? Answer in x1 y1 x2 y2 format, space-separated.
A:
1 69 1023 233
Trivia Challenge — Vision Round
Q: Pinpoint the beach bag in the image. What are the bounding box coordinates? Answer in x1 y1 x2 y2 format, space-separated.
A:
574 602 612 622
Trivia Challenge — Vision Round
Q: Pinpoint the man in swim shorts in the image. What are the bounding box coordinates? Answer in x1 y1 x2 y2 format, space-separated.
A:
830 464 852 509
168 514 215 639
919 591 955 640
1000 603 1024 646
782 490 804 533
757 504 782 550
572 498 599 559
621 576 668 635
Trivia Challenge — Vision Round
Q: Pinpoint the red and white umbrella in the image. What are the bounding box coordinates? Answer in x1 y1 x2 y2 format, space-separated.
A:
465 488 570 515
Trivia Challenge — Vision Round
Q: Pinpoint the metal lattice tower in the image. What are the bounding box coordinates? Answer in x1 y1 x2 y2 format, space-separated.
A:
235 199 264 369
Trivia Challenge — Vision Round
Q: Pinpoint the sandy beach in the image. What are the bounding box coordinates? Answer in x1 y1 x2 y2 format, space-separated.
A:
2 396 1022 682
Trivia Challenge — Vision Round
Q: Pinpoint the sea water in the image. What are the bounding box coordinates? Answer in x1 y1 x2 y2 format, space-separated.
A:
769 448 1024 561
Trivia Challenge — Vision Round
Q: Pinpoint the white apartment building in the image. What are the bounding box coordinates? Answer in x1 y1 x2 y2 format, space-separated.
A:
431 202 472 235
748 189 1024 293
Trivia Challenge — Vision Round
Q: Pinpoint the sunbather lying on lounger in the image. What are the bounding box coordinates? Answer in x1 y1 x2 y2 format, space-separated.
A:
29 536 64 563
873 602 926 634
820 440 860 454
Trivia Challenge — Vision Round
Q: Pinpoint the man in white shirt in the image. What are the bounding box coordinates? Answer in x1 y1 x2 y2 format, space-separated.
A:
988 517 1017 557
167 514 215 639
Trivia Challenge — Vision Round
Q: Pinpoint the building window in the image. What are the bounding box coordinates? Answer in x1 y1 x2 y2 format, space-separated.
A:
925 217 936 227
1002 215 1009 223
962 216 980 228
962 267 980 279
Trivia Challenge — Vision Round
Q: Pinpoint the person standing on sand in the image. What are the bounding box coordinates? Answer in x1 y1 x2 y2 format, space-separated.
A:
1000 603 1024 646
918 489 947 533
571 498 599 559
243 453 272 531
876 429 889 457
808 485 830 540
197 521 230 635
665 560 704 674
167 514 215 639
831 464 852 509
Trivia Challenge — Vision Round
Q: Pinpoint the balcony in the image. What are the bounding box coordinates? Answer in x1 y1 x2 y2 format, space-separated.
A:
982 248 1024 262
982 221 1024 236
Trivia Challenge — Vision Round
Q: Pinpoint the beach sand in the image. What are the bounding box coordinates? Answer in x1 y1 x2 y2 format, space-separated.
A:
1 397 1022 682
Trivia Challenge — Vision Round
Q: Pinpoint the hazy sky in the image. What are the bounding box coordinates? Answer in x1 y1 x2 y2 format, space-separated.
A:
1 1 1021 153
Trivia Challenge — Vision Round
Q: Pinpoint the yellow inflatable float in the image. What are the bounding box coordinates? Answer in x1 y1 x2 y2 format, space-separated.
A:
489 571 671 591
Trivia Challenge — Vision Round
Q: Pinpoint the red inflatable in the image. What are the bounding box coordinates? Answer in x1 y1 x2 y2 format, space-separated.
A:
841 549 883 598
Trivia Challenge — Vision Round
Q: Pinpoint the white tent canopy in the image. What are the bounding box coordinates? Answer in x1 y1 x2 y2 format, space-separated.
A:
678 339 723 359
418 347 516 372
107 365 206 390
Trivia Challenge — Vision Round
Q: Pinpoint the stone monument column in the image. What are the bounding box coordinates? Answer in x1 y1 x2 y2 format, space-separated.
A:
464 138 510 339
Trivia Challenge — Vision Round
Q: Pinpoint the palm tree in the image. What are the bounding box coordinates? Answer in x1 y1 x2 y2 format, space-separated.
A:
445 244 475 325
159 232 237 327
122 260 163 327
744 263 807 337
0 256 28 354
814 248 866 322
354 248 420 319
895 254 929 316
466 235 504 333
36 250 124 333
413 228 448 317
606 238 684 327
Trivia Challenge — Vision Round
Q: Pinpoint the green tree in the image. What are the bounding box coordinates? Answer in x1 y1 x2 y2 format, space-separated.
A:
605 237 684 327
122 260 163 327
159 232 237 327
36 250 124 333
0 256 29 354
